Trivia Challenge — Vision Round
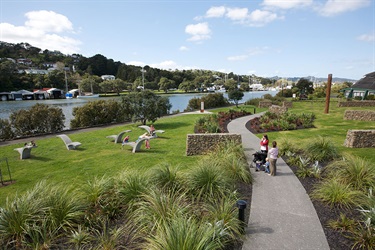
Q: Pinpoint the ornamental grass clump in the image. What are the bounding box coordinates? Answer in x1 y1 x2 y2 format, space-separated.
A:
306 136 339 162
311 179 364 209
332 155 375 192
208 141 251 184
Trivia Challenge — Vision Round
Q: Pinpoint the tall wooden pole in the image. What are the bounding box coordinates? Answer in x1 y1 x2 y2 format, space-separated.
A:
324 74 332 114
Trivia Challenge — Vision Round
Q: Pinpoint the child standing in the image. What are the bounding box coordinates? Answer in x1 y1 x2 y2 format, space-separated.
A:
264 158 270 174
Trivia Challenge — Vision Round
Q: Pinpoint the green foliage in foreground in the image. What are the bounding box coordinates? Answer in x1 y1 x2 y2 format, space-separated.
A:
0 141 249 249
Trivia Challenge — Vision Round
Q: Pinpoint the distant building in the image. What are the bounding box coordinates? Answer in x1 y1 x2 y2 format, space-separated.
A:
341 71 375 99
101 75 115 81
24 69 49 74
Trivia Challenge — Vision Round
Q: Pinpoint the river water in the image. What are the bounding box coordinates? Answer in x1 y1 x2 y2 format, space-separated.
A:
0 90 277 129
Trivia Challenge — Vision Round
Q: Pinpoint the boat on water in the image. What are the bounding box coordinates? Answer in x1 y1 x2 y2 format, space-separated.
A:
77 94 100 99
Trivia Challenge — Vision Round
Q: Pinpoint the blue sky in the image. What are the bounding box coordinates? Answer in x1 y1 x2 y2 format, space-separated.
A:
0 0 374 80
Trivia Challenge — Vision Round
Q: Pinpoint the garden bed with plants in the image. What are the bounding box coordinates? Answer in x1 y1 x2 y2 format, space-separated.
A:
245 111 375 250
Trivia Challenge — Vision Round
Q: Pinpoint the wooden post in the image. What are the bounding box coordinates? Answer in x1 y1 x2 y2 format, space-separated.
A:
324 74 332 114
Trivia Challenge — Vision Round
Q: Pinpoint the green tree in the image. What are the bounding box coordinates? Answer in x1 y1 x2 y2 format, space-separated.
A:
223 79 237 91
296 78 314 95
228 89 244 107
112 79 126 95
158 77 174 93
120 90 171 124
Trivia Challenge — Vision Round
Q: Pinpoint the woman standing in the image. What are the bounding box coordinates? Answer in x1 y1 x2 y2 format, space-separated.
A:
260 134 269 154
268 141 279 176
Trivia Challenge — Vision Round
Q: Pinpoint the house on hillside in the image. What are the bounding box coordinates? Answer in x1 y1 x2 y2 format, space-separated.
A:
341 71 375 100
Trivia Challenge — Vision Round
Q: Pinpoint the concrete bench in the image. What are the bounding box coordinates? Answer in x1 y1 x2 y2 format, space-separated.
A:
106 130 132 143
14 145 37 159
56 134 82 150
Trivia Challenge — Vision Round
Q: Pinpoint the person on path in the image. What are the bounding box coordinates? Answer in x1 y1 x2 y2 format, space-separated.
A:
260 134 269 154
268 141 279 176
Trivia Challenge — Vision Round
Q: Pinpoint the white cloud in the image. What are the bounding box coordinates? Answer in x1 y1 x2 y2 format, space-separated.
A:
248 9 279 26
126 61 145 67
185 22 211 42
25 10 73 33
262 0 313 9
150 60 178 69
179 46 189 51
201 5 279 27
357 33 375 42
318 0 370 17
0 10 81 54
227 55 248 61
206 6 226 18
226 7 249 21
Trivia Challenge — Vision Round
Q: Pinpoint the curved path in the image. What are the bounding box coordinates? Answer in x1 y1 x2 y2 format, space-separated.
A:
227 114 330 250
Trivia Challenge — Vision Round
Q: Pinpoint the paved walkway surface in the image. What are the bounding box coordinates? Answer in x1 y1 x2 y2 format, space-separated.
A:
227 114 330 250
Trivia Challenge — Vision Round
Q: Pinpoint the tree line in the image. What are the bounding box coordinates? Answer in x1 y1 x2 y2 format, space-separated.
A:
0 41 271 93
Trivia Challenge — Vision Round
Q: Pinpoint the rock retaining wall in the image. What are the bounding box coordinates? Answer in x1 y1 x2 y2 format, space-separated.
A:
344 110 375 121
344 130 375 148
259 101 292 109
186 133 242 156
269 105 288 115
338 101 375 107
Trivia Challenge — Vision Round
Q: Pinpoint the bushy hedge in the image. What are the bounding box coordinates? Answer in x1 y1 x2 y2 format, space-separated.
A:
70 99 125 128
186 93 229 111
0 104 65 140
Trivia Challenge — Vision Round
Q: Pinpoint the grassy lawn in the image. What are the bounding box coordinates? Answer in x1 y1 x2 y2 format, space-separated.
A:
260 100 375 162
0 114 204 206
0 101 373 207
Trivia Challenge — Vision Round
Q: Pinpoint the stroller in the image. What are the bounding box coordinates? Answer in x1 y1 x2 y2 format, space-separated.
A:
251 151 267 171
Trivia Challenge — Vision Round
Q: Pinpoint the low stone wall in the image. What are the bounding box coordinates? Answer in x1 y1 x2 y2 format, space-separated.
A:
338 101 375 107
344 130 375 148
259 101 292 109
186 133 242 156
269 105 288 115
344 110 375 121
259 101 272 108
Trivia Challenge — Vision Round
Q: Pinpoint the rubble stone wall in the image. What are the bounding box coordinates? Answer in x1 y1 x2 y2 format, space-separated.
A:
344 110 375 121
269 105 288 115
344 130 375 148
259 101 272 108
186 133 242 156
338 101 375 107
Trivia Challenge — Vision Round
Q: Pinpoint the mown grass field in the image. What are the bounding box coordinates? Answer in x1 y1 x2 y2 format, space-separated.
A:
0 100 374 207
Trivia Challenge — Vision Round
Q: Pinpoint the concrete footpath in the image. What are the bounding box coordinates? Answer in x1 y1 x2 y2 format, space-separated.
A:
227 114 330 250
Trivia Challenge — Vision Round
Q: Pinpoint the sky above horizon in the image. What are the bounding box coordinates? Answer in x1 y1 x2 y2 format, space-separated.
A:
0 0 374 80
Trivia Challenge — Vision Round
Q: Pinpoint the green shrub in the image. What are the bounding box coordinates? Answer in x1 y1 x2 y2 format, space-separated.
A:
0 118 14 140
306 136 339 162
9 103 65 136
